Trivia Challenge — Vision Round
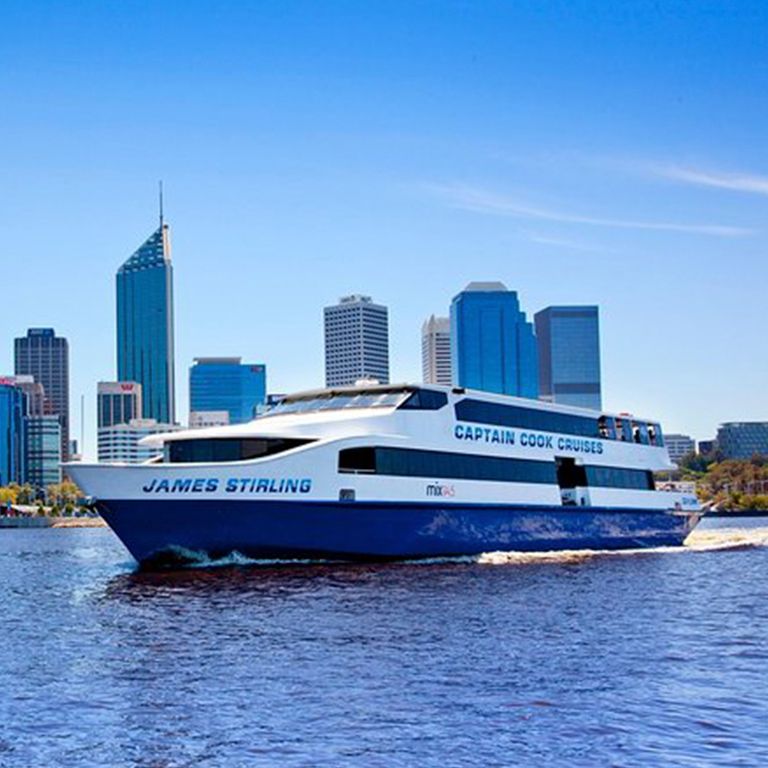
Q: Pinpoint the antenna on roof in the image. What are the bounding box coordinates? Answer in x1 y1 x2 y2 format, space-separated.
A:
158 180 164 227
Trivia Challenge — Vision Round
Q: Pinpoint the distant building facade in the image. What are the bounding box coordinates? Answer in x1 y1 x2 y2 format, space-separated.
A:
0 381 27 486
717 422 768 460
450 282 538 398
98 381 143 429
324 295 389 387
535 306 601 411
189 411 230 428
117 222 175 424
98 419 179 464
664 434 696 464
421 315 452 386
189 358 266 425
14 328 70 461
8 375 45 416
24 415 62 488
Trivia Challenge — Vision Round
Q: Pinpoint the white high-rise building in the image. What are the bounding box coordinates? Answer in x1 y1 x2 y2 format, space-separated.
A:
664 434 696 464
98 418 179 464
421 315 452 386
324 295 389 387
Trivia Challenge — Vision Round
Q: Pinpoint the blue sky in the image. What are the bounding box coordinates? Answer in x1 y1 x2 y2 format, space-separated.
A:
1 0 767 456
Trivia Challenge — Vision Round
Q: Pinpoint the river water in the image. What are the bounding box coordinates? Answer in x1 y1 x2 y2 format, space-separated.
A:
1 518 767 767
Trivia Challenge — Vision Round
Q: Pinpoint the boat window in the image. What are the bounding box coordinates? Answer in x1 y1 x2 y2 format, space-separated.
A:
165 438 313 463
585 466 655 490
398 389 448 411
631 421 649 445
615 418 633 443
597 416 615 440
649 423 664 447
338 447 376 473
455 399 600 438
338 447 556 484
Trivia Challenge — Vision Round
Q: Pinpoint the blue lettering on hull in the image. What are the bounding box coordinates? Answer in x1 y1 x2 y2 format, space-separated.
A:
142 478 312 495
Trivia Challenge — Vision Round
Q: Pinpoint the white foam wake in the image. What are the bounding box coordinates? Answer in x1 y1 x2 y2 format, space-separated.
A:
478 526 768 566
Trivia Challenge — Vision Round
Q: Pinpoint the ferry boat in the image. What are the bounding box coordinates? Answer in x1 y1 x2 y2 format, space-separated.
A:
66 384 701 566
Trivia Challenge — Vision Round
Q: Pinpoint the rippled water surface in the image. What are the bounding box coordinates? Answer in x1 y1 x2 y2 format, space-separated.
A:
1 519 768 767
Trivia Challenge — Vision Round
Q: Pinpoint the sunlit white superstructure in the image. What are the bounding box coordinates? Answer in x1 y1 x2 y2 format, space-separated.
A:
67 384 701 566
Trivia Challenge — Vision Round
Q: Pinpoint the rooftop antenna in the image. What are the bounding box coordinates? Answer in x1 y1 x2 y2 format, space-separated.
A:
159 180 164 228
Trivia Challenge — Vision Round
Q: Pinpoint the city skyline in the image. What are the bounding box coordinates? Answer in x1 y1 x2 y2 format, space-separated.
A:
2 2 767 456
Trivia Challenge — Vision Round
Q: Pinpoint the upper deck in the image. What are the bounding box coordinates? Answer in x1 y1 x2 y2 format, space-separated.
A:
141 384 673 471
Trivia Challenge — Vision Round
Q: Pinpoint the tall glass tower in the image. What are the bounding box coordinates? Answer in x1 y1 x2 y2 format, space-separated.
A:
116 221 175 424
450 282 538 398
0 381 26 486
535 306 602 410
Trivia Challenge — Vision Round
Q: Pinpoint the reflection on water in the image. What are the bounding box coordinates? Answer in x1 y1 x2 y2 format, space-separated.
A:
0 519 767 767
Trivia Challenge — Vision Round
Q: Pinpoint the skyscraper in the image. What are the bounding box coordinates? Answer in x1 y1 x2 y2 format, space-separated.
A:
97 381 142 429
450 282 538 398
324 295 389 387
0 380 26 486
535 306 602 410
421 315 452 386
116 218 175 424
14 328 70 461
189 358 266 425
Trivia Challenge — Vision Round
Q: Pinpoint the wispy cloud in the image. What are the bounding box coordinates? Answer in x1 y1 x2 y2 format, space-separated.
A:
522 232 617 254
426 183 753 237
655 165 768 196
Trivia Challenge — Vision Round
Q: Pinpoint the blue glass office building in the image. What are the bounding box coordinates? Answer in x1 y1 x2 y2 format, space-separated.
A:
535 306 602 411
0 383 26 486
24 415 61 488
450 282 539 398
717 422 768 460
190 358 267 424
117 224 175 424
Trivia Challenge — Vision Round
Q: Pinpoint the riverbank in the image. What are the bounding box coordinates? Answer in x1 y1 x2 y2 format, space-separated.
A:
0 515 106 529
50 517 107 528
706 510 768 518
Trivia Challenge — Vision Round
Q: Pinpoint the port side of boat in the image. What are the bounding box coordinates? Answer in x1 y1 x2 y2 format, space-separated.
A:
65 383 702 567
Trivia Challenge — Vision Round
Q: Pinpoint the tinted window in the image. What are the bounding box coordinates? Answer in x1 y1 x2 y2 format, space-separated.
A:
455 399 600 438
398 389 448 410
339 447 556 484
585 466 655 490
167 438 311 463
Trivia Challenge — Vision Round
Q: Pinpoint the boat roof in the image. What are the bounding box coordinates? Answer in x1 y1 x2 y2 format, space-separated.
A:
275 383 655 422
140 382 664 448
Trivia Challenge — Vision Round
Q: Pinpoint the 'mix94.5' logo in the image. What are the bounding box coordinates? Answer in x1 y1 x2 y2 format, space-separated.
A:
426 483 456 498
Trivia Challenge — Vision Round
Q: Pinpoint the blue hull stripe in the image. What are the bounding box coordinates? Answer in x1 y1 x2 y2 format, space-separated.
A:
96 499 697 565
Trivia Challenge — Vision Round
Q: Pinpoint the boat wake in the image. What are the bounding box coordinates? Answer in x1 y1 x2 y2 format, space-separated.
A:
138 527 768 571
478 526 768 566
